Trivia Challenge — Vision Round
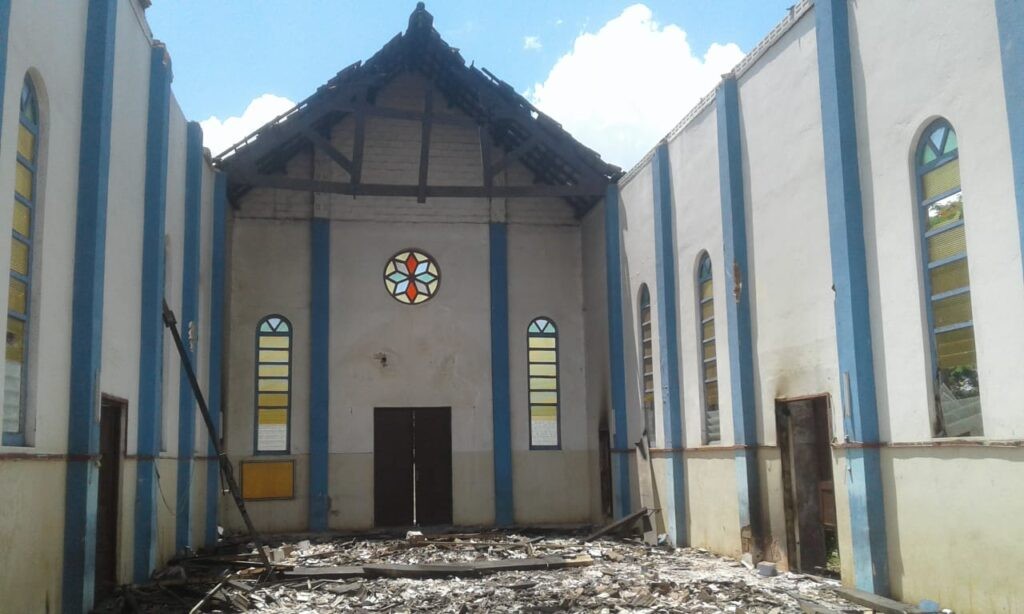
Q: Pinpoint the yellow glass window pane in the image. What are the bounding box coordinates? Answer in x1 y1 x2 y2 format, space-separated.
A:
704 360 717 382
15 162 32 200
922 159 960 200
13 201 30 237
528 336 556 349
258 393 289 408
701 319 715 342
702 340 716 361
530 406 557 419
258 408 288 425
932 292 973 328
642 357 653 374
258 378 289 392
241 460 294 500
259 349 289 364
701 300 714 320
529 350 557 363
529 363 557 377
935 327 977 370
928 225 966 262
704 381 719 405
700 280 713 300
17 125 35 161
6 316 24 362
8 278 26 314
10 239 28 276
530 377 557 390
929 259 970 296
258 364 289 378
530 391 558 405
925 193 963 232
259 335 290 349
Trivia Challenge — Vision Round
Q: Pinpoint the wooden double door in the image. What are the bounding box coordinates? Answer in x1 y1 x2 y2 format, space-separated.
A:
373 407 453 527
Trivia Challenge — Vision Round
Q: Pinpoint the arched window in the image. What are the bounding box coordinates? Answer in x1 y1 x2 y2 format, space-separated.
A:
255 315 292 453
697 253 719 444
3 77 40 446
916 120 982 437
638 285 656 444
527 317 560 449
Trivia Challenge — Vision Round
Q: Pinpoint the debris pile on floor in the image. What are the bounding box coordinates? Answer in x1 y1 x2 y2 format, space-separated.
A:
94 530 870 613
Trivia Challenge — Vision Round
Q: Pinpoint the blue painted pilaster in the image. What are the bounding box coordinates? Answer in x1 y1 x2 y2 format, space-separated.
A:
205 173 227 546
0 1 12 143
995 0 1024 272
489 222 513 526
62 0 118 610
603 185 632 518
133 43 173 583
175 122 204 553
715 76 763 553
309 216 330 531
651 142 687 546
815 0 889 594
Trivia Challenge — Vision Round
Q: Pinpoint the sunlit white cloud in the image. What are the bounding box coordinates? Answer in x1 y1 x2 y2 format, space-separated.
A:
527 4 745 169
523 35 543 51
199 94 296 157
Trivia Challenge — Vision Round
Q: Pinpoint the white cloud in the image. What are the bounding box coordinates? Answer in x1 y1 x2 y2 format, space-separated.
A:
199 94 297 157
523 35 543 51
527 4 745 169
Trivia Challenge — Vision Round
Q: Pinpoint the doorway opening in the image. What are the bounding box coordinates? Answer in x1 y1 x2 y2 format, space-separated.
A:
373 407 453 527
776 395 839 577
95 395 126 601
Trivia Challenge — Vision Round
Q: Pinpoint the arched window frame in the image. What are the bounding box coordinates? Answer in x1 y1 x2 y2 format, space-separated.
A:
527 316 561 450
254 315 293 454
3 76 40 447
638 284 656 445
914 119 983 437
696 253 720 444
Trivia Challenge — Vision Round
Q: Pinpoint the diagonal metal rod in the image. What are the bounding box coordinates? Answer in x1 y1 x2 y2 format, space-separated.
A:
162 299 272 571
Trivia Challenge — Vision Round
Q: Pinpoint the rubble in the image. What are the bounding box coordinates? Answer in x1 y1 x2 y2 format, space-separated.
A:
94 530 871 613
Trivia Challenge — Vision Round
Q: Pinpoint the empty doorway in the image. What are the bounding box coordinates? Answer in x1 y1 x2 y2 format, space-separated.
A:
373 407 452 527
95 396 125 601
776 396 838 577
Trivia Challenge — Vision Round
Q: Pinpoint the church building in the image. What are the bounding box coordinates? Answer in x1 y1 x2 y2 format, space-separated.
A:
0 1 1022 612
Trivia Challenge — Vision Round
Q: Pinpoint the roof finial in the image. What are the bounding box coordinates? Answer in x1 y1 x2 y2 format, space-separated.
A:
408 2 433 33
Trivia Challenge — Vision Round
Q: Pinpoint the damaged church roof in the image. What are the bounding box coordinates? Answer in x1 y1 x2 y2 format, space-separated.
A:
214 2 622 214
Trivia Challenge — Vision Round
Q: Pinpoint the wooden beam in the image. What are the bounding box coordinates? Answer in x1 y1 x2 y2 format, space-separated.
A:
302 128 353 177
480 125 493 196
232 173 607 199
488 135 537 178
351 108 366 190
335 102 476 128
418 89 433 203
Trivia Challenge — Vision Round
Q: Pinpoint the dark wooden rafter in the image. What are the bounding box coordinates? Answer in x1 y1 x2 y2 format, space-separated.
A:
214 2 621 211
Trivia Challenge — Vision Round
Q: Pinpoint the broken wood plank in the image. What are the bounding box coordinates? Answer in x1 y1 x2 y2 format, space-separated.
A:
833 586 928 614
635 434 659 546
283 556 592 581
584 508 650 542
283 565 366 580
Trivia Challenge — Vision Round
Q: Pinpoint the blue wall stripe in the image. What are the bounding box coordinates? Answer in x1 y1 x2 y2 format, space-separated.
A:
205 173 227 546
133 44 172 583
603 184 632 518
309 216 330 531
814 0 889 594
0 0 12 144
715 76 763 550
995 0 1024 274
651 142 687 546
489 222 513 526
175 122 204 552
62 0 118 610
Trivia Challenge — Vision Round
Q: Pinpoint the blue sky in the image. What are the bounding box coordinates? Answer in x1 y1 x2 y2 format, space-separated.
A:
148 1 796 167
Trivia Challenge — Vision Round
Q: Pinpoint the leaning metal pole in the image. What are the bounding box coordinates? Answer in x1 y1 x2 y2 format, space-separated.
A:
162 299 272 571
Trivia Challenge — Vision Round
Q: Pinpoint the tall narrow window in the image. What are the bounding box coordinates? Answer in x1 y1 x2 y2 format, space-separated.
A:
3 78 39 446
638 285 656 444
255 316 292 453
697 254 719 443
527 317 560 449
917 121 982 437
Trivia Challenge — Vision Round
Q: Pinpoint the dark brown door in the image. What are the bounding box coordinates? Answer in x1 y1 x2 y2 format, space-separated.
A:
777 396 838 576
373 408 452 527
95 397 124 601
374 408 415 527
414 408 452 526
